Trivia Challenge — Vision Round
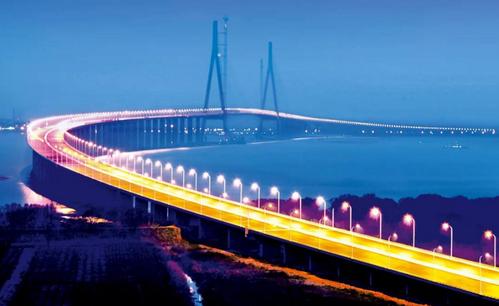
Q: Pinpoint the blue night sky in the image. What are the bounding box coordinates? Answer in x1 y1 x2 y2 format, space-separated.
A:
1 0 499 126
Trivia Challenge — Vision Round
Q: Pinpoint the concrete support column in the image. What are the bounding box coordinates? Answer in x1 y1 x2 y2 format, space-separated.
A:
227 228 231 250
258 243 264 258
187 117 193 144
308 255 313 272
179 117 185 144
280 244 287 265
132 196 136 209
195 117 202 143
197 218 204 240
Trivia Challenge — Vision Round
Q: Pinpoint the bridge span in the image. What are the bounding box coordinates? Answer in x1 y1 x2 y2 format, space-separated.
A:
26 108 498 304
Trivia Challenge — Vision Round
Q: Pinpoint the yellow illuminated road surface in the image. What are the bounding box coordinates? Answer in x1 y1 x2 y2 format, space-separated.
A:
27 110 499 300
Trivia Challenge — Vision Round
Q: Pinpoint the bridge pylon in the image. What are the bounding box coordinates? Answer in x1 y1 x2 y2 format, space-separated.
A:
259 42 280 136
203 20 229 137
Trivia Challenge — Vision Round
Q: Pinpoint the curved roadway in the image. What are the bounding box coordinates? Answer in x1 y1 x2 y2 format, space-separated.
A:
26 108 499 300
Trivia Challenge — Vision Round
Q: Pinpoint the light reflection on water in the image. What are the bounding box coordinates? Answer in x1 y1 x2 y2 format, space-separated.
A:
2 131 499 205
184 273 203 306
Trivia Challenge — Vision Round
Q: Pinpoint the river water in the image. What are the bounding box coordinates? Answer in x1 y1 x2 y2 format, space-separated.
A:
1 133 499 207
142 136 499 200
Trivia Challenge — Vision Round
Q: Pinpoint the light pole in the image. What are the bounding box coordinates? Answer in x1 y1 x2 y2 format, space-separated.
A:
126 155 134 170
291 191 302 219
233 178 243 203
270 186 280 214
388 232 398 243
432 245 443 261
341 201 352 231
189 169 198 190
202 172 211 194
442 222 454 257
387 232 398 266
479 253 492 295
137 156 144 174
176 165 185 187
217 175 227 198
370 206 382 239
316 196 327 225
165 163 173 183
111 150 118 166
115 150 121 167
351 223 362 232
484 230 497 267
145 158 152 177
251 183 261 208
403 214 416 247
155 161 163 181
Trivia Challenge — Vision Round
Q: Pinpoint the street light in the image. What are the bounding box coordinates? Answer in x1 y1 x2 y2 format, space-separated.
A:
403 213 416 247
155 161 163 181
291 191 302 219
316 196 327 225
370 206 382 239
441 222 454 257
126 154 134 170
432 245 443 261
270 186 280 214
136 156 144 174
145 158 152 177
116 150 122 167
479 253 493 295
341 201 352 231
351 223 362 232
176 165 185 187
388 232 398 242
189 168 198 190
387 232 398 265
233 178 243 203
484 230 496 267
165 163 173 183
251 183 261 208
202 172 211 194
217 175 227 198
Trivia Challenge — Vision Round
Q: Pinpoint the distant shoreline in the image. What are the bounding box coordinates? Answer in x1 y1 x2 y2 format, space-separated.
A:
0 175 8 181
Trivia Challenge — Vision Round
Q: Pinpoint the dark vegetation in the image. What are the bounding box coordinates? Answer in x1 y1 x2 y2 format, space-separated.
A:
0 204 423 306
0 204 191 306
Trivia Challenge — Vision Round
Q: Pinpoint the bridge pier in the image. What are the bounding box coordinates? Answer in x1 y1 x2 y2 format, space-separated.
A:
280 243 287 265
226 228 231 250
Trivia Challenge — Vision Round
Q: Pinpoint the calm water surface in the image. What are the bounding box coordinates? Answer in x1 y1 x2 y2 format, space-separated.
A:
1 133 499 206
0 133 38 205
144 136 499 199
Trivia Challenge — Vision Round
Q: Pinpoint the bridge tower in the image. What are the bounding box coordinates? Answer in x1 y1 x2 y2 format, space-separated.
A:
203 19 229 136
259 42 280 135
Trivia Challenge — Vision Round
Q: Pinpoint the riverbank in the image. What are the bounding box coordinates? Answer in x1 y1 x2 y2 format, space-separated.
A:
146 226 424 306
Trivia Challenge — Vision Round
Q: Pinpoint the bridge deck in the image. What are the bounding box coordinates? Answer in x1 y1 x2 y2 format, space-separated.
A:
27 108 499 300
